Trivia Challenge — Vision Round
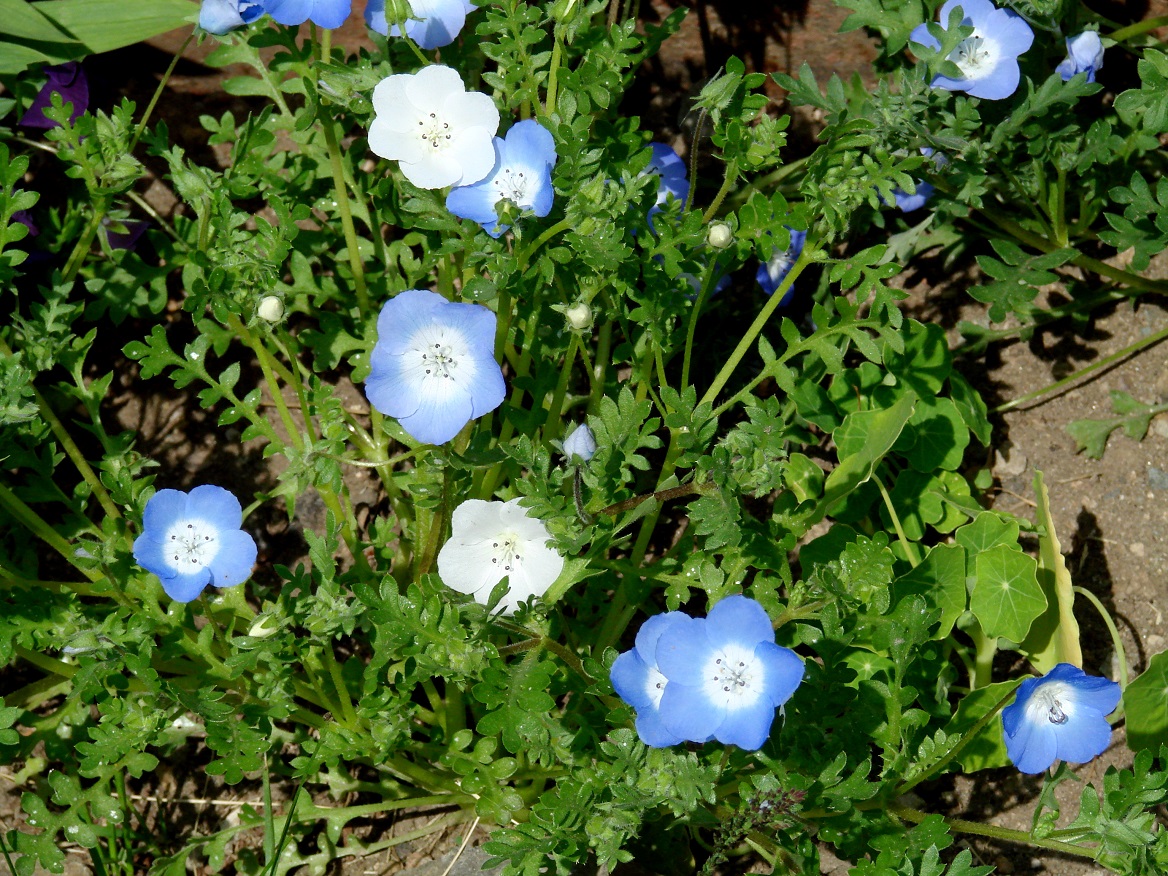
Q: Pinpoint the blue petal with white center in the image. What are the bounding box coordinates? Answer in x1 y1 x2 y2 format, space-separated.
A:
1001 662 1121 774
654 595 805 750
132 485 258 603
756 228 806 304
365 0 476 48
909 0 1034 100
364 289 505 445
262 0 351 28
446 120 557 238
610 612 691 747
199 0 265 33
1057 31 1104 83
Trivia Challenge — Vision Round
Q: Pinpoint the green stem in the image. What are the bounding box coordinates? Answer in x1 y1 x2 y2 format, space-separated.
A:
320 642 359 727
971 622 997 690
681 258 722 391
873 474 920 567
130 34 193 153
1072 586 1129 692
546 24 564 115
888 804 1098 858
993 323 1168 413
894 679 1022 798
1108 15 1168 42
543 334 580 441
321 112 371 313
701 159 739 223
0 482 101 581
61 207 104 282
698 249 811 407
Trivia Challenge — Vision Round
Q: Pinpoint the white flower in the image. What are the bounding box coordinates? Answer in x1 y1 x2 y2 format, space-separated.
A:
368 65 500 190
437 499 565 615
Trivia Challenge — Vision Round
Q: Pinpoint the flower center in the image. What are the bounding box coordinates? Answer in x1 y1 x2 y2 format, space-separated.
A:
1030 682 1074 725
417 111 453 151
952 34 992 76
492 166 531 206
162 518 219 575
421 342 458 379
489 533 523 572
702 643 765 709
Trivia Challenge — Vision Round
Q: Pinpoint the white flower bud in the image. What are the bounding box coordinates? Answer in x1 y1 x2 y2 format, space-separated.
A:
248 615 280 638
707 222 733 249
562 423 597 462
257 296 284 322
566 302 593 331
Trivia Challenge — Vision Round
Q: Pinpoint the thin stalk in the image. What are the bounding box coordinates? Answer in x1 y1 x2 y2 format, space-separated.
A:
319 93 370 312
61 208 104 282
993 323 1168 413
130 34 194 152
698 249 811 407
546 24 564 115
589 319 613 413
320 643 359 727
888 804 1097 858
681 258 721 390
701 159 739 222
1072 586 1129 692
233 317 304 452
0 483 101 581
970 622 997 690
543 334 580 441
1108 15 1168 41
874 474 920 567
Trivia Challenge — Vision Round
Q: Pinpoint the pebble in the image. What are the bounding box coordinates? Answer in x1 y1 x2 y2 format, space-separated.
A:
1147 466 1168 490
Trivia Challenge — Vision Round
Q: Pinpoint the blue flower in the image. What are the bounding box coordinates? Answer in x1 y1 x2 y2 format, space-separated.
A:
365 0 476 48
262 0 351 28
19 62 88 129
1001 663 1122 774
133 485 258 603
199 0 264 33
610 612 692 748
756 228 806 304
890 147 948 212
1057 31 1104 83
643 143 689 229
365 289 505 445
561 423 596 462
909 0 1034 100
446 120 557 238
638 595 804 750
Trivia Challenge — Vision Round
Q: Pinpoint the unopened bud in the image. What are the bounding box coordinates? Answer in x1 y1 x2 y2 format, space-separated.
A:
707 222 733 249
258 296 284 322
562 423 597 462
565 302 592 331
248 615 280 638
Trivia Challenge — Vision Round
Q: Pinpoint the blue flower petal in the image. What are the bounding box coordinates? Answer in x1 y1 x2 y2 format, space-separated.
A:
265 0 350 27
1007 713 1058 773
654 614 713 680
711 700 777 750
1052 707 1113 764
754 641 805 707
142 489 189 532
705 594 773 648
199 0 248 33
635 708 687 748
188 484 244 530
209 528 257 588
611 649 655 711
132 531 175 581
658 676 723 741
162 570 215 603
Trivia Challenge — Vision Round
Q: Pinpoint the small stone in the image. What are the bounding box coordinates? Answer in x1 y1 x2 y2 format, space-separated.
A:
994 447 1027 477
1130 542 1146 558
1148 466 1168 490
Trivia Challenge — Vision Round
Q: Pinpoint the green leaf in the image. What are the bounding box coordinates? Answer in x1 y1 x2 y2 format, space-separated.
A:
823 392 917 512
33 0 196 55
1021 471 1082 673
892 543 967 640
906 396 970 472
0 0 72 42
970 545 1046 643
1125 650 1168 752
945 680 1019 772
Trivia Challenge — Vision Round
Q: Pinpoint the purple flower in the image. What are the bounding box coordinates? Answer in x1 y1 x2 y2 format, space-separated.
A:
263 0 351 28
446 119 557 238
909 0 1034 100
365 0 476 49
19 63 88 129
610 612 692 748
756 228 806 303
199 0 265 33
103 218 150 252
1001 663 1121 774
133 485 258 603
614 595 805 750
1057 31 1104 83
364 289 505 445
12 210 39 238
